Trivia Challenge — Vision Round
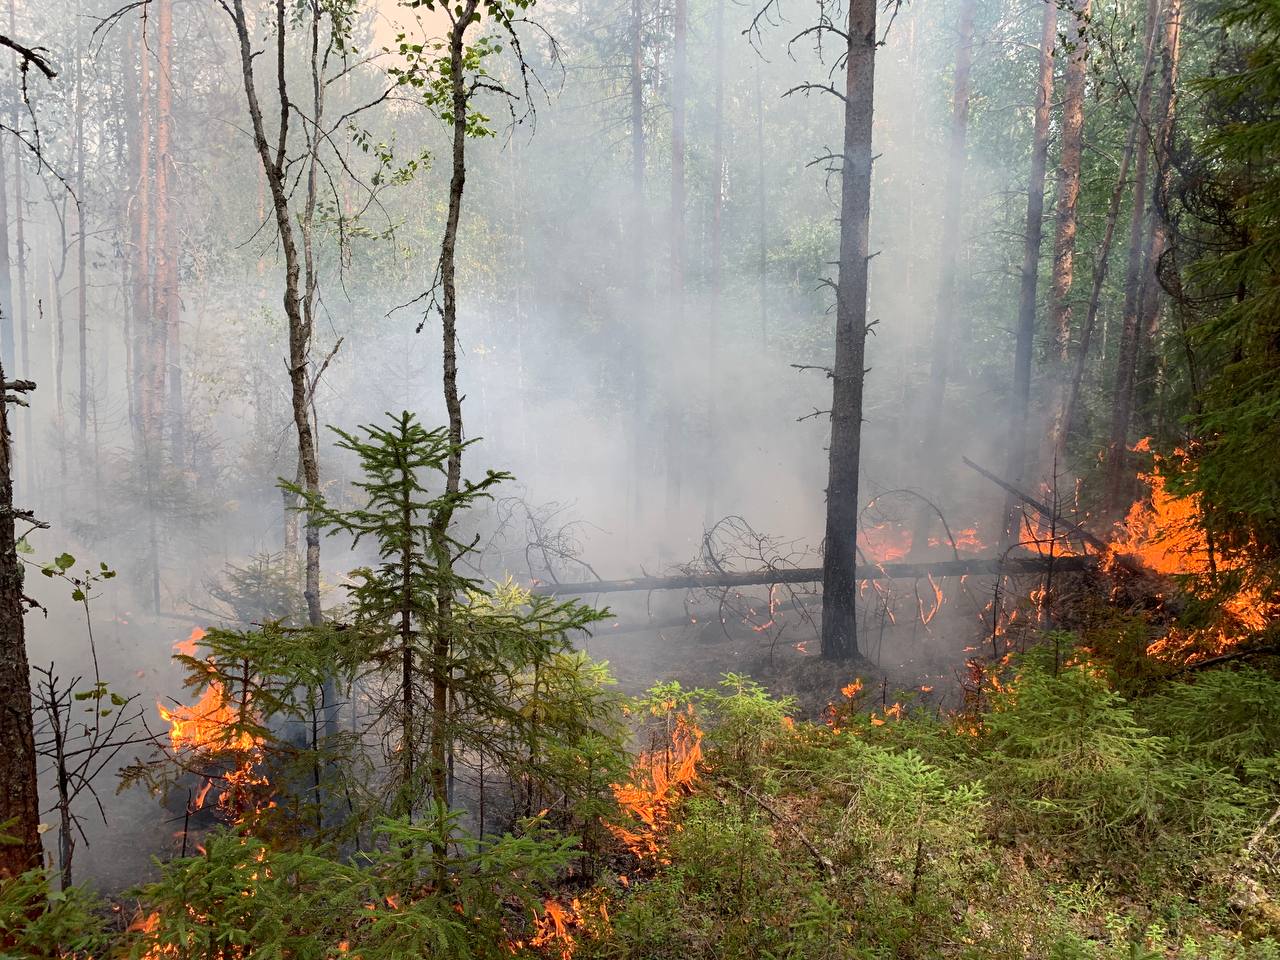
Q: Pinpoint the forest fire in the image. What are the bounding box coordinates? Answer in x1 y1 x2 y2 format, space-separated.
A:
1110 444 1278 662
157 681 261 755
608 707 704 861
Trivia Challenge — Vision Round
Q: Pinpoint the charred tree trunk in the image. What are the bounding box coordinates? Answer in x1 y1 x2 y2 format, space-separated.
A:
819 0 876 661
917 0 975 500
1046 0 1091 458
0 366 39 879
1103 0 1159 516
1002 2 1056 542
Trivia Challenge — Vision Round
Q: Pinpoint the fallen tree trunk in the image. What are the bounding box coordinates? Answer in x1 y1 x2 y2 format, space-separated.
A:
533 555 1099 597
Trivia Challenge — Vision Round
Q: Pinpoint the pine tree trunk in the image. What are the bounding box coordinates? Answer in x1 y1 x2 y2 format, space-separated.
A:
1104 0 1159 515
1002 1 1056 541
918 0 975 494
0 363 39 880
819 0 876 661
1046 0 1091 459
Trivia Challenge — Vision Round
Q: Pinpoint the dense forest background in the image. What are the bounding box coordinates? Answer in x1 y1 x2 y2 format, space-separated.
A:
0 0 1278 954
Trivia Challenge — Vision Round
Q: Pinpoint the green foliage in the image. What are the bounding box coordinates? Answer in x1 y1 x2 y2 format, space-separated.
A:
0 866 106 960
1174 0 1280 576
127 819 576 960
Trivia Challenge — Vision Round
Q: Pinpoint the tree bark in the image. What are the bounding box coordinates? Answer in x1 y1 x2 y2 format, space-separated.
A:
1045 0 1091 458
228 0 324 635
0 366 39 879
0 75 12 374
1002 1 1056 542
819 0 876 661
1103 0 1159 515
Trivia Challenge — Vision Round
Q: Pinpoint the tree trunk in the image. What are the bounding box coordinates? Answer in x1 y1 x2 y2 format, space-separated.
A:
1056 15 1160 461
819 0 876 661
1134 0 1181 438
1002 2 1056 542
1045 0 1092 459
1103 0 1159 516
665 0 687 517
917 0 975 503
0 364 39 880
427 0 481 874
228 0 323 629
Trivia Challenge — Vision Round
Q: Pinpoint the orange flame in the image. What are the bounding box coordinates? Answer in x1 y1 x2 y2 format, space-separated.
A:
608 710 703 861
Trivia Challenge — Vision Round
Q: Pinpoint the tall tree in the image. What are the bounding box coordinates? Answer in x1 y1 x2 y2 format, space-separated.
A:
1046 0 1092 459
227 0 326 628
1104 0 1160 515
819 0 876 661
1002 1 1056 541
1134 0 1182 436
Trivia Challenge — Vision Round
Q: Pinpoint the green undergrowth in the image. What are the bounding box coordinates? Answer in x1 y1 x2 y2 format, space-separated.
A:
581 652 1280 960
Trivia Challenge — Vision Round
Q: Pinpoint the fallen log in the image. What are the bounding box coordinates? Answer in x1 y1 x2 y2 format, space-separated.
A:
532 555 1099 597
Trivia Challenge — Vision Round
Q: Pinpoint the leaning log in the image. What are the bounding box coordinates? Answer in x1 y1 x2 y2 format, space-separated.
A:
532 555 1099 597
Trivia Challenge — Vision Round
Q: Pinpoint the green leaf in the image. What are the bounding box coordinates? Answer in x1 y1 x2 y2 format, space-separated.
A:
55 552 75 571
